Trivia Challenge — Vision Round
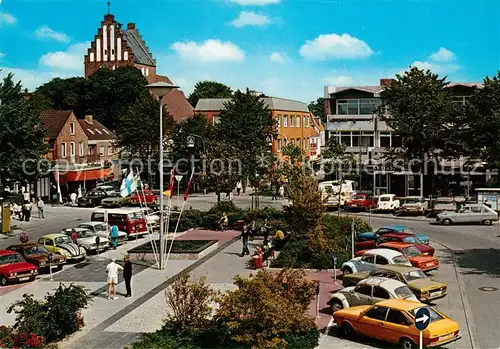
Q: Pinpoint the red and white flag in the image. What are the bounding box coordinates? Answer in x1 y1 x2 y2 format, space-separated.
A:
184 170 195 201
167 169 175 198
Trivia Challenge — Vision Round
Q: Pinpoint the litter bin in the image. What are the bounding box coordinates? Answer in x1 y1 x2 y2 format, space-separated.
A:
253 255 263 269
2 204 11 234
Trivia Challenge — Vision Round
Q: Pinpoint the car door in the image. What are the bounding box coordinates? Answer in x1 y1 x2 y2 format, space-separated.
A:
371 286 392 304
374 255 390 266
358 254 376 271
384 309 415 344
357 306 390 340
44 238 56 253
455 207 470 223
349 285 373 306
470 206 484 222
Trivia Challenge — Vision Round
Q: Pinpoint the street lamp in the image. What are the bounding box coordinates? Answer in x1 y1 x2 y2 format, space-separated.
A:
146 81 179 270
186 134 206 154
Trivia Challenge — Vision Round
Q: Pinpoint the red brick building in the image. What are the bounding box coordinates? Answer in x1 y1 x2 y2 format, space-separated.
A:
84 13 194 122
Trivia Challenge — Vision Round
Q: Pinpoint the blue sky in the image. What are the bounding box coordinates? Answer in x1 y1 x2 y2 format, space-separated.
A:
0 0 499 103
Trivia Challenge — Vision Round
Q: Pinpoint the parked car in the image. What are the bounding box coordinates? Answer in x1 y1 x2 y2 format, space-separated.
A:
38 234 86 262
78 187 116 207
346 193 377 211
376 194 400 212
341 265 447 303
7 243 66 271
319 180 355 208
377 234 434 256
0 250 38 286
61 228 110 253
101 193 131 208
91 208 148 237
333 299 461 348
375 242 439 272
130 190 158 205
341 248 412 275
436 203 498 225
328 277 418 312
400 196 428 215
373 225 430 244
430 197 457 217
133 207 160 229
76 222 128 245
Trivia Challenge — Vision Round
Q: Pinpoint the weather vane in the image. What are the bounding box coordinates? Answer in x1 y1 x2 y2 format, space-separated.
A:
107 0 111 14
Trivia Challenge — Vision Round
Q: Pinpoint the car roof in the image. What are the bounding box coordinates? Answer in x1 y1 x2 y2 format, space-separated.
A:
364 248 404 259
380 242 414 248
92 208 141 214
360 277 406 289
42 233 68 239
405 196 423 199
79 222 102 226
372 264 419 273
381 233 414 238
376 299 423 311
0 249 17 256
64 228 91 232
7 243 40 248
379 194 395 197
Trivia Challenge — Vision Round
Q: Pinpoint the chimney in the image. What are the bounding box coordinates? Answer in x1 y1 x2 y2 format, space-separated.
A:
127 23 136 30
85 115 93 124
380 78 395 87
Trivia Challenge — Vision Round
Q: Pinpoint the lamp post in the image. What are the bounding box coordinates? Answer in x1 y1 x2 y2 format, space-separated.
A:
187 134 206 154
146 82 179 270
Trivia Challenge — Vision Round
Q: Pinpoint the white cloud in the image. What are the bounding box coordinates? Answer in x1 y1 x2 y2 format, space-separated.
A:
299 33 373 60
230 11 270 27
39 42 89 71
324 75 354 86
229 0 280 5
269 52 286 63
0 12 16 25
0 66 76 91
411 60 461 74
35 26 71 43
170 39 245 62
430 47 456 62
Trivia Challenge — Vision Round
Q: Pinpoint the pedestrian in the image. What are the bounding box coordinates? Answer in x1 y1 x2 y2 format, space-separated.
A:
249 220 256 241
262 219 271 244
236 181 242 196
279 185 285 199
70 229 78 244
24 201 32 222
19 231 29 243
106 257 123 300
272 182 278 201
22 190 30 203
123 255 132 298
37 198 45 219
218 212 228 231
239 225 250 257
70 192 77 206
109 225 119 249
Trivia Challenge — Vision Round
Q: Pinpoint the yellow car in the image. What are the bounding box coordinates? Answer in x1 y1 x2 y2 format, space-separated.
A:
333 299 460 349
38 234 86 262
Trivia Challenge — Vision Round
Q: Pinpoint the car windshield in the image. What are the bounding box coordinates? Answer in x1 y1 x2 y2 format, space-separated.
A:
94 223 108 231
402 246 421 257
25 245 48 255
409 307 444 323
403 270 427 282
380 197 391 202
54 236 72 245
354 195 366 200
0 254 24 265
77 230 95 238
405 198 421 204
402 236 420 244
394 286 414 299
393 255 409 264
400 227 417 234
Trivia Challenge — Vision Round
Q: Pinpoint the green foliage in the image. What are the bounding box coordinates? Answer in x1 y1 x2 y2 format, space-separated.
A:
321 137 355 176
187 81 233 108
308 97 325 122
7 283 91 343
0 73 48 185
34 77 88 117
208 201 241 215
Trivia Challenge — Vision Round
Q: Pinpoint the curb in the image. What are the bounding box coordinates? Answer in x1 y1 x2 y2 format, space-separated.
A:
343 212 434 223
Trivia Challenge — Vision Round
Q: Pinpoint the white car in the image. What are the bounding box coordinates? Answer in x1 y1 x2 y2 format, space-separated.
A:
61 228 110 253
341 248 412 274
401 196 428 215
376 194 400 212
76 222 128 245
328 277 418 312
135 207 160 229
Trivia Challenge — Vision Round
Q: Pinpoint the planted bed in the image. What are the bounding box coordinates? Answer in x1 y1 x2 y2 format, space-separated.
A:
128 240 218 261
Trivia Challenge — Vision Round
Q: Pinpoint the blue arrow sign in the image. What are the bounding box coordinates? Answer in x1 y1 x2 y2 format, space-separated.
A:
415 307 431 331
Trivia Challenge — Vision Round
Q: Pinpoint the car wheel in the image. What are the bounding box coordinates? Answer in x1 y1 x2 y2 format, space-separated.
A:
441 218 452 225
342 267 353 275
331 299 344 312
29 277 36 282
482 219 492 225
400 337 416 349
341 322 355 338
0 275 8 286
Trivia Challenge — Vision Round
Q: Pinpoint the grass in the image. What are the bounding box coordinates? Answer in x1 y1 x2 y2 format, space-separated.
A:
128 240 217 254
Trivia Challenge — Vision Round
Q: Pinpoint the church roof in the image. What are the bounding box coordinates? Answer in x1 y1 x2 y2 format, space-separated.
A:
121 27 156 67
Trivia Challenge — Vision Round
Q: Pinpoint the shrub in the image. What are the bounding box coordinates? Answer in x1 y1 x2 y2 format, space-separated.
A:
177 209 204 232
7 283 91 343
208 201 241 215
0 325 46 349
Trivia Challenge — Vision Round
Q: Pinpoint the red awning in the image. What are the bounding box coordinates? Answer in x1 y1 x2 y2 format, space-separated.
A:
55 168 112 183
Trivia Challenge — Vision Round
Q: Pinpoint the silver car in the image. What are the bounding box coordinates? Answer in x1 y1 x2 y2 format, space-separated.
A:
328 277 418 312
436 203 498 225
401 196 428 215
61 228 110 253
77 222 128 245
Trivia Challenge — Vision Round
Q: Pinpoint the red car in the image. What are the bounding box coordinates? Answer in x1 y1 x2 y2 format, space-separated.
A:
130 190 158 205
355 233 435 255
346 193 377 211
0 250 38 286
379 242 439 272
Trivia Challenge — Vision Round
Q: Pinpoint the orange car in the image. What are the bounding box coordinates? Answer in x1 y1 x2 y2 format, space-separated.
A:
333 299 461 348
378 242 439 272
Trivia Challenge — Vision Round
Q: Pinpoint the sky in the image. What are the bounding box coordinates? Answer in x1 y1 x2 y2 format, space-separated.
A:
0 0 499 103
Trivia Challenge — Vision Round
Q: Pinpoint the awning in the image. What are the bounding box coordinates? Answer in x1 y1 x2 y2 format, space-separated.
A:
54 167 112 183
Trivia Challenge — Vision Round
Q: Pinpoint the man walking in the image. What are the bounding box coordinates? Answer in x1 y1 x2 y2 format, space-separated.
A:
109 225 119 249
106 257 123 300
37 198 45 219
239 225 250 257
236 181 242 196
123 255 132 298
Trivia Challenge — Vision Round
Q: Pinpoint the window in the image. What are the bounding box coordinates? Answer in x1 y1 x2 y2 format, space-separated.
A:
290 115 295 127
386 310 411 326
393 255 410 264
375 256 389 265
372 286 390 299
365 306 388 321
79 142 84 156
107 145 112 155
45 239 54 246
452 96 469 111
337 99 381 115
402 270 427 282
283 115 288 127
361 254 375 264
70 142 75 157
337 131 373 147
471 206 481 213
402 246 421 257
296 138 301 147
340 133 351 146
277 115 282 127
100 146 105 156
360 132 374 147
95 129 102 134
61 142 67 157
394 286 414 299
380 132 391 147
409 307 444 324
284 138 288 147
102 129 110 135
277 139 282 152
354 285 372 296
69 122 75 135
392 135 403 147
88 129 95 135
296 115 300 127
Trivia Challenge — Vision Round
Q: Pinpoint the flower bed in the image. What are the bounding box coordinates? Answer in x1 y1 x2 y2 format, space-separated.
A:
128 240 218 261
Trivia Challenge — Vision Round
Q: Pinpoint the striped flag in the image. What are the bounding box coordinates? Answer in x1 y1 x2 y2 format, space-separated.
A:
120 171 138 197
167 169 175 198
184 170 195 201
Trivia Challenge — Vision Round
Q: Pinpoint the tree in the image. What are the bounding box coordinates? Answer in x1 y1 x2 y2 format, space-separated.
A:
379 67 454 169
308 97 325 122
0 73 48 187
216 269 318 349
187 80 233 108
320 137 354 179
34 77 88 117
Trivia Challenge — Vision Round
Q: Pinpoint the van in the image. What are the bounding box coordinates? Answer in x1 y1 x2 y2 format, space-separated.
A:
318 180 355 208
91 208 148 237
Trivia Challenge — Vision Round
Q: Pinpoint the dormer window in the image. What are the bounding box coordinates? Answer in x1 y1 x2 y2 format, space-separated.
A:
102 129 110 135
88 129 95 135
95 129 102 134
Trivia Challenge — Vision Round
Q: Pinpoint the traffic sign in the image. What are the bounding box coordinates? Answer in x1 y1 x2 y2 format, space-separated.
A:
414 307 431 331
175 175 183 182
